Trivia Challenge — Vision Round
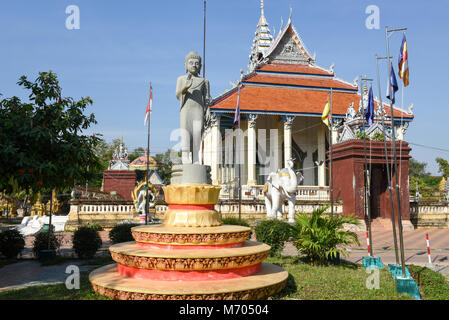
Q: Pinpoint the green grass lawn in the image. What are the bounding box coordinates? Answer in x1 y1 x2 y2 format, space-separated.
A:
0 271 109 300
266 256 414 300
0 255 447 300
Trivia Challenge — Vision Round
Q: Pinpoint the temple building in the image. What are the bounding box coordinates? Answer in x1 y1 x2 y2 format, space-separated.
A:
103 140 164 200
203 3 414 200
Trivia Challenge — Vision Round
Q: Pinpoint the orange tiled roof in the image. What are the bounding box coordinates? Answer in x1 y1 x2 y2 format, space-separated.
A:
257 63 333 76
211 85 413 119
244 73 357 91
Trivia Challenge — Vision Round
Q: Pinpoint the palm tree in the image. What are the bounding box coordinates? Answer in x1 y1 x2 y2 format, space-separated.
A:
292 206 360 265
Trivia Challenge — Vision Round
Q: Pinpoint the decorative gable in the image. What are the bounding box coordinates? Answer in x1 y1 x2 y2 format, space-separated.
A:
264 21 314 65
338 125 356 143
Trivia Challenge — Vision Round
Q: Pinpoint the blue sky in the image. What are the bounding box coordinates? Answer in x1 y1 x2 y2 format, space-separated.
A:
1 0 448 174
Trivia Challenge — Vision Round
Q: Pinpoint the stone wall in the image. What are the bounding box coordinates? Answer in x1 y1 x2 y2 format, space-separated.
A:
154 200 343 226
410 201 449 228
102 170 136 201
65 199 137 231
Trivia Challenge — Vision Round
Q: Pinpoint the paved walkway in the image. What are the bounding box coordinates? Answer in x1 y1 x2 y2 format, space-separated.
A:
0 260 99 292
282 227 449 276
0 226 447 293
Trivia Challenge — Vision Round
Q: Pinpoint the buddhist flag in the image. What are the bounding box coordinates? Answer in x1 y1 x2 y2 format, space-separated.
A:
386 64 399 104
366 86 374 125
233 84 241 127
321 99 330 128
144 85 152 125
398 33 409 87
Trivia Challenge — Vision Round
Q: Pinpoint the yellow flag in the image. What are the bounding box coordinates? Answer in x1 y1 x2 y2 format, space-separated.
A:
321 100 330 128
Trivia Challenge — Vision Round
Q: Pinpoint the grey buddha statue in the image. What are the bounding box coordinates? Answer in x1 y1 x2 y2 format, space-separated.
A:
176 51 211 164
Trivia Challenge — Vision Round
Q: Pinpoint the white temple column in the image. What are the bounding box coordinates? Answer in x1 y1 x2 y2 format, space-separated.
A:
210 114 221 185
247 114 258 185
318 124 327 187
283 116 295 168
331 124 338 145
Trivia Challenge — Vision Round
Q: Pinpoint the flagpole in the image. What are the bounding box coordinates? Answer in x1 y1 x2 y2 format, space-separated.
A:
203 0 206 79
145 83 152 225
329 87 334 218
237 80 242 222
360 76 374 257
386 26 407 276
201 0 207 166
376 54 400 265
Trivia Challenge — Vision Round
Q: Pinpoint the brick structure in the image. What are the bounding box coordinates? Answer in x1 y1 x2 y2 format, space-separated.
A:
103 170 136 201
332 139 411 222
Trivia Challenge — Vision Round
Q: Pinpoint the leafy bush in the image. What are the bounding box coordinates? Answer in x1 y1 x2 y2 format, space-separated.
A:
72 226 102 259
109 223 139 244
87 223 104 231
0 229 25 258
291 206 360 265
255 219 293 256
221 216 252 239
32 231 61 258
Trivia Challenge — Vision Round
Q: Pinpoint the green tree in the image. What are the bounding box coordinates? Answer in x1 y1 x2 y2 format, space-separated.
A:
154 149 179 184
128 147 144 163
87 138 122 188
409 158 429 178
436 158 449 178
0 71 101 247
0 71 101 193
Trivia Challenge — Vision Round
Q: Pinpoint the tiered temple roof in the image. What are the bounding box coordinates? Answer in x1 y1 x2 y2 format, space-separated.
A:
211 14 414 123
129 150 162 171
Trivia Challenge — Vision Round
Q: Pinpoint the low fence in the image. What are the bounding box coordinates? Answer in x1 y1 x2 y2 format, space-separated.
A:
410 201 449 228
155 199 342 224
65 200 136 231
219 185 330 202
65 197 449 230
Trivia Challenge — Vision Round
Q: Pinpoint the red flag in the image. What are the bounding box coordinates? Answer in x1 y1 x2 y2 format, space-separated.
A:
144 86 152 125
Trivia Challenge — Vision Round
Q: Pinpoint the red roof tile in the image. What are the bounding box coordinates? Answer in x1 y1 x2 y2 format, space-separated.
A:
257 63 333 76
244 73 357 91
211 85 413 119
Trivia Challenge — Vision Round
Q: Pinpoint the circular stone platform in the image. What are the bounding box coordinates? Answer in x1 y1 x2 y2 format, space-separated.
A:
90 262 288 300
131 224 251 246
109 240 270 271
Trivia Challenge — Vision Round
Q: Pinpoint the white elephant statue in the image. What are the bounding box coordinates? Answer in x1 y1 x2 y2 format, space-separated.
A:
263 159 304 223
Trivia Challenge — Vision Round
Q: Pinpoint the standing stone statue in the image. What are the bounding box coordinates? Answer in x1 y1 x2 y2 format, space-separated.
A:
176 51 211 164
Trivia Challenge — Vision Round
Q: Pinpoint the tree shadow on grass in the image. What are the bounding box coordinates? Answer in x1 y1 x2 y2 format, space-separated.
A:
270 273 298 300
290 255 360 270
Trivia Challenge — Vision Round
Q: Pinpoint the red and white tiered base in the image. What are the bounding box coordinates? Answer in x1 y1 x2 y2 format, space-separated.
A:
89 184 288 300
90 262 287 300
89 225 288 300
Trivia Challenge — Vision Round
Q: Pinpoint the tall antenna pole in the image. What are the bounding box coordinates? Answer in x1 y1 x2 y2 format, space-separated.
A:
203 0 206 79
360 75 374 257
145 83 152 225
329 87 334 218
376 55 400 265
201 0 207 165
237 78 242 222
386 26 407 276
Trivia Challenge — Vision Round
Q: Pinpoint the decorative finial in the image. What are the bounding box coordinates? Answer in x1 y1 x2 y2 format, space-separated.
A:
289 5 292 23
279 17 284 35
261 0 264 16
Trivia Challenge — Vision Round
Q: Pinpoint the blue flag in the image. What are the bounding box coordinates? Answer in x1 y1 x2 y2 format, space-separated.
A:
386 64 399 104
366 86 374 125
233 84 241 127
